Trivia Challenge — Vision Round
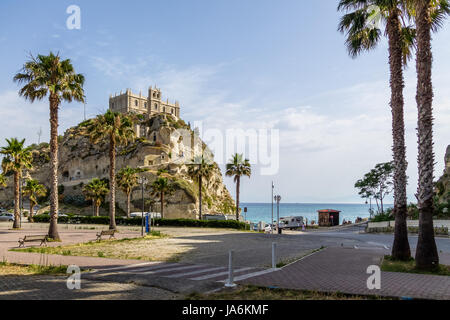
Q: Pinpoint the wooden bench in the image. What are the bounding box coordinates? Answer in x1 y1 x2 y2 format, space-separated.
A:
96 229 116 241
18 235 48 248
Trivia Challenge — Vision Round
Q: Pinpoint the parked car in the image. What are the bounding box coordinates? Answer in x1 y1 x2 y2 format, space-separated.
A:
0 212 14 222
130 212 161 218
264 224 272 233
43 211 68 217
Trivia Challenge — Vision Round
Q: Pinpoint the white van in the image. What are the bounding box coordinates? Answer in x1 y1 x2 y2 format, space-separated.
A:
279 216 304 230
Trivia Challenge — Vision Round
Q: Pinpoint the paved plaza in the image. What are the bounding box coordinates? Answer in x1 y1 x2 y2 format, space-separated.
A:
0 221 449 300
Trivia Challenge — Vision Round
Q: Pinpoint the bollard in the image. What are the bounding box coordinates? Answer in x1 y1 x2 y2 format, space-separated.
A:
225 250 236 287
272 242 277 269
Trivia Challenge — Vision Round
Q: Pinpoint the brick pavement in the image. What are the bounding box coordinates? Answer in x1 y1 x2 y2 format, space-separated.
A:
239 246 450 300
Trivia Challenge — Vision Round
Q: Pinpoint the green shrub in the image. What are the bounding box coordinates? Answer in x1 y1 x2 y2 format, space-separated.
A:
32 214 249 230
371 209 394 222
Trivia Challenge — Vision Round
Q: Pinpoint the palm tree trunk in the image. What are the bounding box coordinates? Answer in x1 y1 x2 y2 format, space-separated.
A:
109 134 117 230
415 0 439 270
161 192 164 219
199 175 202 220
12 171 20 229
29 202 34 223
387 12 411 261
96 204 100 217
127 192 131 218
48 95 60 240
236 176 240 221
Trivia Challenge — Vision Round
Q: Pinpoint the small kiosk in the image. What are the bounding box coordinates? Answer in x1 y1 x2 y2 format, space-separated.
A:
317 209 341 227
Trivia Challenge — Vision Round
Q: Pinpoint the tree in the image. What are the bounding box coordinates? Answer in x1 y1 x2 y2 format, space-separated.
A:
338 0 414 260
14 52 85 240
0 174 6 188
226 153 251 221
82 179 109 217
117 166 144 218
355 162 394 215
149 177 174 219
187 155 214 220
0 138 33 228
22 179 47 222
85 110 135 229
413 0 450 270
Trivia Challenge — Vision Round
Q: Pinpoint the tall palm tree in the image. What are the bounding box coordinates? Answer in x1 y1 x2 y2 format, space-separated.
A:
14 52 85 240
82 178 109 217
338 0 415 260
226 154 251 221
149 177 174 219
117 166 142 218
187 155 214 220
0 174 6 188
85 110 135 229
0 138 33 229
22 179 47 222
413 0 450 270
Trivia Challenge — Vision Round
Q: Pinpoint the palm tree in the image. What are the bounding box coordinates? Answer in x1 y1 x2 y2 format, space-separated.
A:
413 0 450 270
82 179 109 217
117 166 142 218
226 154 251 221
13 52 85 240
149 177 174 219
22 179 47 222
0 138 33 229
85 110 135 229
0 174 6 188
338 0 415 260
187 155 214 220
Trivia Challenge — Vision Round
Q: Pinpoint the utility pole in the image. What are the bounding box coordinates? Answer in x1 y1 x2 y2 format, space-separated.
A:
138 176 148 237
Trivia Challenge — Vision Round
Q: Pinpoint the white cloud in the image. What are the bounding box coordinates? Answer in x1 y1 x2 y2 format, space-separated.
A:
86 55 450 203
0 90 85 148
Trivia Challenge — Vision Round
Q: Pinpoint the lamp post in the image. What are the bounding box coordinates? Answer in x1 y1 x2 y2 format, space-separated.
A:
271 182 274 234
274 195 281 234
19 177 24 229
138 176 148 237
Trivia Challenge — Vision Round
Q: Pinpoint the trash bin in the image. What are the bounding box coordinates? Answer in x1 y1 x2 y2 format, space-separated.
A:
145 214 149 233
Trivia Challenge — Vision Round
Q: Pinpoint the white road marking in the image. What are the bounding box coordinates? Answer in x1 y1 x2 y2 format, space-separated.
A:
90 262 158 273
165 266 225 278
221 268 278 282
190 267 254 281
140 264 207 275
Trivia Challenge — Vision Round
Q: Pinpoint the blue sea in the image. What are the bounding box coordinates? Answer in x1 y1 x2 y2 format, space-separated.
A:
240 203 393 225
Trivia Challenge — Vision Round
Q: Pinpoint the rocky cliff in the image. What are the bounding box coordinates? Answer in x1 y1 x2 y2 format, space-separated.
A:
0 114 236 219
436 145 450 204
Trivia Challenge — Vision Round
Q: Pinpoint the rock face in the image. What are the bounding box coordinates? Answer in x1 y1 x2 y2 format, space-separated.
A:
0 114 236 218
436 145 450 204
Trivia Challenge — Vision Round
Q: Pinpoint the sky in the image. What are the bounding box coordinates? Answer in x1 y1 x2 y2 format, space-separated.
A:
0 0 449 204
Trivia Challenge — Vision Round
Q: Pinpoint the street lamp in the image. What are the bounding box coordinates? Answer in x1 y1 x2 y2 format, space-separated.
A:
271 182 274 234
138 176 148 237
274 195 281 234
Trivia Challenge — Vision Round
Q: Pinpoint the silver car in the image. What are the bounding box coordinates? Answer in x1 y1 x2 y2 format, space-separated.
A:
0 212 14 222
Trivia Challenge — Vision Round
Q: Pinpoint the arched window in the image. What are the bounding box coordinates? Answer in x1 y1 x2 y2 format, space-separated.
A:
171 108 174 114
163 107 166 113
135 100 138 107
155 104 158 110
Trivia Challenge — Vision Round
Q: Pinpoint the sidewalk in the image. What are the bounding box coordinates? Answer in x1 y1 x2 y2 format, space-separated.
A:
238 246 450 300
